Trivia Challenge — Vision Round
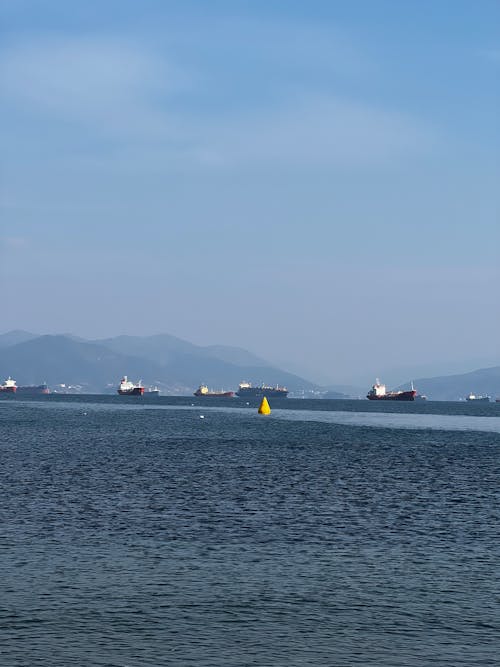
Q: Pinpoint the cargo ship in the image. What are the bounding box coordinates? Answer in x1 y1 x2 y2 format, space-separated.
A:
367 379 417 401
194 384 235 397
145 386 160 396
16 383 50 396
465 393 490 402
117 376 144 396
236 381 288 398
0 377 17 393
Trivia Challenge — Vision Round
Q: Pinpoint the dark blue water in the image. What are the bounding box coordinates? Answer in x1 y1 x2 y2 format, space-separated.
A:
1 397 500 666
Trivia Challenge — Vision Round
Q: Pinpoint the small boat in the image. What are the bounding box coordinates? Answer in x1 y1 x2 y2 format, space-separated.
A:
194 384 235 397
117 376 144 396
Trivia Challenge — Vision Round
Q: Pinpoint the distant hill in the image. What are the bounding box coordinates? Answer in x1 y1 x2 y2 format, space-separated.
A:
0 332 316 393
202 344 271 368
0 330 38 348
94 334 308 390
324 383 366 399
398 366 500 401
95 333 197 365
0 335 163 390
322 390 352 400
94 334 271 368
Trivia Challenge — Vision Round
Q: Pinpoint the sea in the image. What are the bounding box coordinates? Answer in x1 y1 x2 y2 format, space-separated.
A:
1 395 500 666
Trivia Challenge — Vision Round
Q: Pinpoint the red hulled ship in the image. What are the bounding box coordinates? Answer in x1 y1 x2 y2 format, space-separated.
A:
367 379 417 401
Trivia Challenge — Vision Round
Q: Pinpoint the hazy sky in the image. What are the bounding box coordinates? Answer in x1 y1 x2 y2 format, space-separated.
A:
1 0 499 386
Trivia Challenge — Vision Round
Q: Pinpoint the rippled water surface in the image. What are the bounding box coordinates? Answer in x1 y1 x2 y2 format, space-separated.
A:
1 397 500 666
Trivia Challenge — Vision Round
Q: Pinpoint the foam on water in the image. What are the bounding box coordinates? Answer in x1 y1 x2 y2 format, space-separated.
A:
272 408 500 433
9 398 500 434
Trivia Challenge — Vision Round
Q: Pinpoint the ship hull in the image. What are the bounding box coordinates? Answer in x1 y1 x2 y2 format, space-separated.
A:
367 390 417 401
16 385 50 396
118 387 145 396
194 390 235 397
0 386 16 394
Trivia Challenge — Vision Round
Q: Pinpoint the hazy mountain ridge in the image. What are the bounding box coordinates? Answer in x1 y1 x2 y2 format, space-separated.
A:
2 331 499 399
397 366 500 401
0 330 38 348
0 332 316 393
0 335 163 390
324 384 366 398
94 334 271 368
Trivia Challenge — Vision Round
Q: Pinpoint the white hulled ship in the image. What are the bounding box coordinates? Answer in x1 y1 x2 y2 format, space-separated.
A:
117 376 144 396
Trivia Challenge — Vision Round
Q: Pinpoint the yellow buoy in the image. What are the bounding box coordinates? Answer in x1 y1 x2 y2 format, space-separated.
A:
258 396 271 415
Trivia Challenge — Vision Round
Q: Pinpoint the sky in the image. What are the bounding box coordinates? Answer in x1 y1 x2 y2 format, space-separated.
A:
1 0 499 386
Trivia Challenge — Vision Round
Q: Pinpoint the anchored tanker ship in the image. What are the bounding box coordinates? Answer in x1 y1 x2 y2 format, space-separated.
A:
117 376 145 396
194 384 235 397
236 382 288 398
0 378 50 395
367 379 417 401
465 393 490 402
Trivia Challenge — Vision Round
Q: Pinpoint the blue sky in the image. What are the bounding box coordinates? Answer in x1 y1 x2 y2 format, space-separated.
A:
1 0 499 385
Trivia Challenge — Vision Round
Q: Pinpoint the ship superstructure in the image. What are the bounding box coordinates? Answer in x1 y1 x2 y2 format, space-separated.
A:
0 377 17 393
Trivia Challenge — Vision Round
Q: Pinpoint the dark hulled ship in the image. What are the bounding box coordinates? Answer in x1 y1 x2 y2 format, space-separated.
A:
16 383 50 396
194 384 235 397
236 381 288 398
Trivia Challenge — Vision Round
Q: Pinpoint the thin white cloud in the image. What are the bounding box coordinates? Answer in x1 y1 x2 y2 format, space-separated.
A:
0 36 187 139
480 48 500 63
0 236 28 249
190 96 435 168
1 36 435 168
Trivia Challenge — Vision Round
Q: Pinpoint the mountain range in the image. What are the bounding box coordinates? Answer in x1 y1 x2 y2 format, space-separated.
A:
397 367 500 402
0 331 318 394
1 331 498 399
